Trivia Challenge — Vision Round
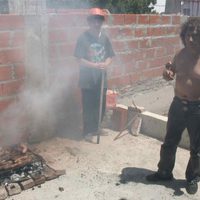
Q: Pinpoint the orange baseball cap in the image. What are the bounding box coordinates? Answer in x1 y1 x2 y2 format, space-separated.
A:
89 8 105 17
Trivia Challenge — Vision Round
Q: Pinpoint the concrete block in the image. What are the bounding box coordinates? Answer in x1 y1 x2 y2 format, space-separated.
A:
0 186 8 200
141 111 189 149
29 173 46 186
111 104 128 131
19 178 35 190
6 183 21 196
55 169 66 177
42 166 58 180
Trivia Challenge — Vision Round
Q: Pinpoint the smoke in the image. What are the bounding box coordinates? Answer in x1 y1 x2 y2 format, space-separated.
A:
0 16 80 148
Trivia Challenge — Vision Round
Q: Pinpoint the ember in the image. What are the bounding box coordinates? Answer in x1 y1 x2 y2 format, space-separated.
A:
0 147 65 198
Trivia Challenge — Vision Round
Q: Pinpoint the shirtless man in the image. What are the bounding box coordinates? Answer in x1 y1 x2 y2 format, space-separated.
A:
146 18 200 195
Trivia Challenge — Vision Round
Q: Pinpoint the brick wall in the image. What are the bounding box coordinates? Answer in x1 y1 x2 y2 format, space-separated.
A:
0 15 25 112
48 13 183 89
0 13 184 113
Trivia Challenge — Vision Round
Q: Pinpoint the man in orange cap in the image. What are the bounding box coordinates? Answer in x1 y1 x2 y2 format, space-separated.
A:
74 8 115 142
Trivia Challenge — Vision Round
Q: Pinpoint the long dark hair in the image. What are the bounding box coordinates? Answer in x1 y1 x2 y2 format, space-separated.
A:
180 17 200 47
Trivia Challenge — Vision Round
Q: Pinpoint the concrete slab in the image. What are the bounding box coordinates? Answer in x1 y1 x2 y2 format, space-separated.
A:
141 111 190 149
10 134 200 200
0 186 8 200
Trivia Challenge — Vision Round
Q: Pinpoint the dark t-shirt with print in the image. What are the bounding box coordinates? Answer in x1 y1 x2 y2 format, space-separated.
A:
74 30 115 89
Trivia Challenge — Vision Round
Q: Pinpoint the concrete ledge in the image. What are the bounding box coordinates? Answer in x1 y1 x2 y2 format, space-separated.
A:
140 111 190 150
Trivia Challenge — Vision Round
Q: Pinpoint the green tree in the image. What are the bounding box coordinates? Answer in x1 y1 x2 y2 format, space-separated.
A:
47 0 157 14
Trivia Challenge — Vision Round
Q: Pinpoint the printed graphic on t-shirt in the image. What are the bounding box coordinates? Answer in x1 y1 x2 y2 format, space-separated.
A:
88 43 105 63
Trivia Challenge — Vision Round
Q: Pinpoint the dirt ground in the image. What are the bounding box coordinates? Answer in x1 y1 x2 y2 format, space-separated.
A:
9 78 200 200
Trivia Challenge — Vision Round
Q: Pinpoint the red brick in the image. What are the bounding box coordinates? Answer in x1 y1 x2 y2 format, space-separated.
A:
0 32 10 48
132 50 144 61
119 74 131 86
49 30 69 42
0 16 24 30
141 67 163 79
151 37 165 48
165 46 179 56
112 104 128 131
66 28 86 42
119 53 134 64
124 14 137 24
161 15 171 24
124 62 135 74
155 47 166 57
119 27 134 38
0 80 23 96
112 41 128 52
144 48 156 59
137 60 149 70
166 26 180 35
58 43 75 57
147 27 166 37
135 27 147 37
111 56 122 66
111 66 123 77
149 15 161 24
14 63 26 79
139 39 151 48
138 15 149 24
0 98 15 111
106 27 121 39
0 49 24 64
127 40 139 50
108 77 120 88
149 57 167 68
172 15 181 25
129 73 140 84
162 36 180 47
0 66 12 81
49 14 87 28
151 37 180 48
110 14 125 25
11 31 25 47
50 58 77 69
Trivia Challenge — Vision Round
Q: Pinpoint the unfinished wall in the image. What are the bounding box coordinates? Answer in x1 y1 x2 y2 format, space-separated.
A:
0 13 185 112
48 13 184 89
0 12 185 141
0 15 25 112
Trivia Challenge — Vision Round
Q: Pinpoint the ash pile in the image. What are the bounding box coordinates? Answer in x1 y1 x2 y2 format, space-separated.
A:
0 147 65 199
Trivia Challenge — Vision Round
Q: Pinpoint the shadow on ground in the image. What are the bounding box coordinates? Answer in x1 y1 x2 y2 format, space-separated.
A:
119 167 186 196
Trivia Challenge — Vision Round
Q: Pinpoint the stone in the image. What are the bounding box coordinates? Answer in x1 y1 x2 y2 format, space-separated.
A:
6 183 21 196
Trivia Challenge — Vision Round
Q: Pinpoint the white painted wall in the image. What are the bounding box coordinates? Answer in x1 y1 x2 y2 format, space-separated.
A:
154 0 166 13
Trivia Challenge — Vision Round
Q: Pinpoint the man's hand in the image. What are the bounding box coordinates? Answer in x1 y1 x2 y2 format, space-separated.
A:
163 62 175 81
96 62 107 70
163 69 175 81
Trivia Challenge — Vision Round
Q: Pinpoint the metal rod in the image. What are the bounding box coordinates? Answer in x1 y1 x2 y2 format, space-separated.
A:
97 70 105 144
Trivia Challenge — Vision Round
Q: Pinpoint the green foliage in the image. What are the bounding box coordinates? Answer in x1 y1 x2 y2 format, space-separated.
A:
47 0 157 14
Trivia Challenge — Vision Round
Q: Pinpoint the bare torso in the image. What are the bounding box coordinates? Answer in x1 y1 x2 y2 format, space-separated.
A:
174 48 200 101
